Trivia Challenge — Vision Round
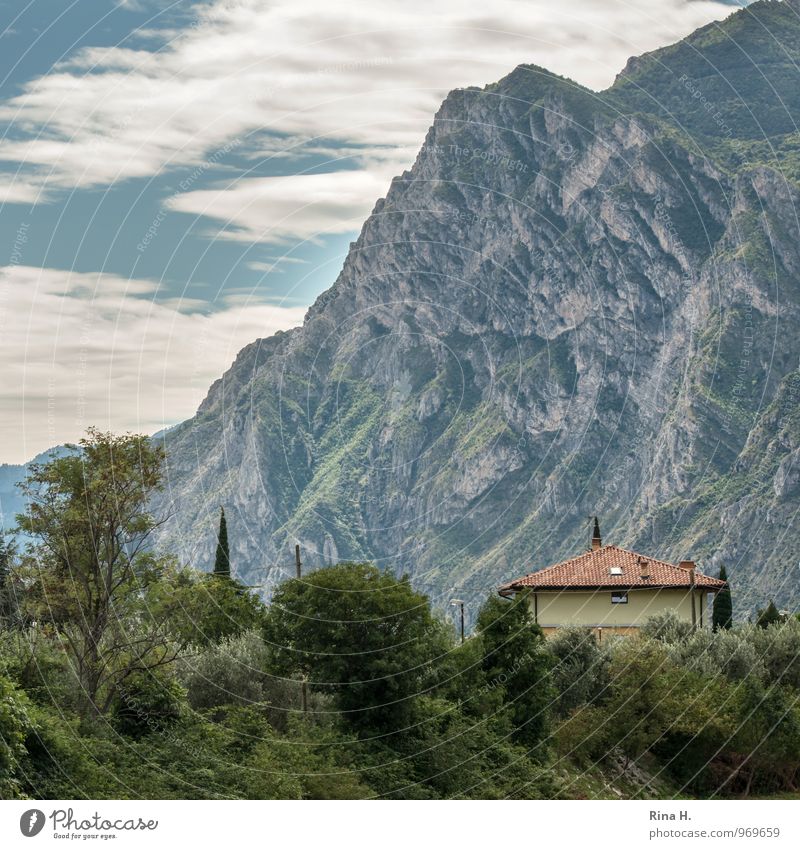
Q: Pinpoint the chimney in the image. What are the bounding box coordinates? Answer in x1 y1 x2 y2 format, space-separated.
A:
679 559 696 580
638 556 650 580
591 516 602 551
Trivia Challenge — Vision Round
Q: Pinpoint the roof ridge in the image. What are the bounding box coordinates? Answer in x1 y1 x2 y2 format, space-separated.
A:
601 543 679 570
502 542 724 589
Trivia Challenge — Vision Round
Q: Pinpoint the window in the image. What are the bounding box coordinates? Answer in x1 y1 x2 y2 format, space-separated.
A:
610 566 622 576
611 591 628 604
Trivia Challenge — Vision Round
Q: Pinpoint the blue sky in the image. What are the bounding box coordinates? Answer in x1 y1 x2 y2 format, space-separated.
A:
0 0 750 463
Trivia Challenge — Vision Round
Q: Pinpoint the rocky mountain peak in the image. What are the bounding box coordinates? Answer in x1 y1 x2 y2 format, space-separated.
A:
156 1 800 620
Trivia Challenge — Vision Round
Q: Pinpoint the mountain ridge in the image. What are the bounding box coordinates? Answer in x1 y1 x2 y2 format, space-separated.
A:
143 0 800 620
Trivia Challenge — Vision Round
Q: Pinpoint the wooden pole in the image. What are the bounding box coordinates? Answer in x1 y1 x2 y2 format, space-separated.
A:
295 544 302 579
459 602 465 644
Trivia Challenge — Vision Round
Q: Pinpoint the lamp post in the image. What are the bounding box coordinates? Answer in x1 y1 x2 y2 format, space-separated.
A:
450 599 465 644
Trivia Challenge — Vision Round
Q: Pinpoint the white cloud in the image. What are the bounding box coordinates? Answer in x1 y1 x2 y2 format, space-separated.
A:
0 265 305 463
166 167 397 243
248 257 310 273
0 0 740 242
0 179 45 206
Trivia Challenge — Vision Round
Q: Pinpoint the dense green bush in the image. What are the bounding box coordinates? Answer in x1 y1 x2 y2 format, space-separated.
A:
0 672 33 798
547 625 610 717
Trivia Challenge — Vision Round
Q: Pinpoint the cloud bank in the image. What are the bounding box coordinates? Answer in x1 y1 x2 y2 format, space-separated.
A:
0 265 304 463
1 0 739 242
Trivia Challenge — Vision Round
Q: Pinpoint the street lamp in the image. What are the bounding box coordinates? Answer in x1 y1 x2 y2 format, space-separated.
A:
450 599 465 644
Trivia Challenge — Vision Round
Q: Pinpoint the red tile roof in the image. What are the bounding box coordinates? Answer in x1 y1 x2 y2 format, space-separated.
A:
500 544 726 591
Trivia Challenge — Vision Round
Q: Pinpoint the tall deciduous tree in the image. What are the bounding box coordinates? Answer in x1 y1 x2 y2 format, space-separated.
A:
263 562 447 731
476 591 554 754
713 565 733 631
213 507 231 577
16 428 180 714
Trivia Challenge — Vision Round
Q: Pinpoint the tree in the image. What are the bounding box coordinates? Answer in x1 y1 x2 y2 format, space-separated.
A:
263 562 447 732
713 565 733 630
0 672 33 798
756 600 783 629
0 535 18 629
171 571 265 646
546 625 610 716
476 591 554 753
213 507 231 577
15 429 181 715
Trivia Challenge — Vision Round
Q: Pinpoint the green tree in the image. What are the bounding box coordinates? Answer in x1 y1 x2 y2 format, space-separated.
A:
0 672 33 798
729 677 800 795
263 562 447 732
756 600 783 629
0 535 18 629
713 565 733 630
213 507 231 577
171 571 265 647
476 590 554 753
16 429 181 714
546 625 610 716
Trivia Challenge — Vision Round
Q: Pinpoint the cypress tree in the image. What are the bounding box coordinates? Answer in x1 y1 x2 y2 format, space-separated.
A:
712 564 733 630
756 600 782 629
213 507 231 578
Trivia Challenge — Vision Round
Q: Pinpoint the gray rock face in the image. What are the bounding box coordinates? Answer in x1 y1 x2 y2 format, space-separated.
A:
154 3 800 620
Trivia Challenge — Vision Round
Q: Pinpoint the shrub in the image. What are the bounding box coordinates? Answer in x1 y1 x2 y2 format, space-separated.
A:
112 671 185 738
177 630 307 729
640 611 694 643
546 625 611 716
0 672 33 798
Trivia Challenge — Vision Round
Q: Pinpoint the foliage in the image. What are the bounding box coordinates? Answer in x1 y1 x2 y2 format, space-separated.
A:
547 625 610 717
476 590 554 753
756 600 783 629
263 562 448 732
0 672 33 798
112 669 186 739
169 572 266 647
0 535 20 629
639 610 694 643
213 508 231 577
666 625 766 683
15 429 177 714
177 630 307 730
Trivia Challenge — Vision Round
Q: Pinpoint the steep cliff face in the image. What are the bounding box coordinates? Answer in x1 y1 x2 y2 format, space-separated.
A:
156 0 800 619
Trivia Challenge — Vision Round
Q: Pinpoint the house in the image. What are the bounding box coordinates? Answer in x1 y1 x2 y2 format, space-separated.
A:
498 519 727 638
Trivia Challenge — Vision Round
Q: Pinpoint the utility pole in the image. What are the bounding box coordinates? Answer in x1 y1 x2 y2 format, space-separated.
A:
295 544 302 578
450 599 465 644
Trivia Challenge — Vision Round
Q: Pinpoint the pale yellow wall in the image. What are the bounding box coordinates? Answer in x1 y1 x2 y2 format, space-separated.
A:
530 588 711 629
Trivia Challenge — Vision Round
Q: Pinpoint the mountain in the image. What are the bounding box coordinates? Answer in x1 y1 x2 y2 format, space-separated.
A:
1 446 70 543
155 0 800 622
